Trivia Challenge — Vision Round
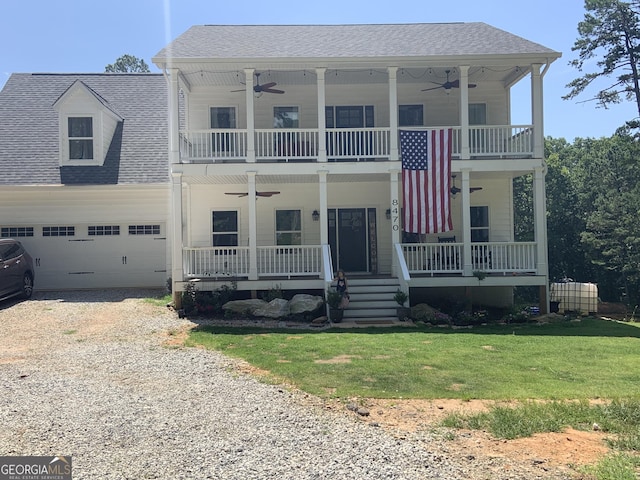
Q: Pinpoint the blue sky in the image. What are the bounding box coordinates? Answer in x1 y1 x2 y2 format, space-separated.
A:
1 0 636 141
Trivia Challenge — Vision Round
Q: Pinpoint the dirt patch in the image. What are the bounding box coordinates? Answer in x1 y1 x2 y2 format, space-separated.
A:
314 354 359 364
354 398 612 470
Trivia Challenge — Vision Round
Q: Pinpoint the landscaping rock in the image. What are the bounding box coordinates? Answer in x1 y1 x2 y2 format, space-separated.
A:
289 294 324 314
253 298 290 318
222 299 268 315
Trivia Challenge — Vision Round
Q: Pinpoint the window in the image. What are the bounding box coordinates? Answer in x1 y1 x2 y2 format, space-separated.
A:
129 225 160 235
274 107 299 128
89 225 120 236
1 227 33 238
470 206 489 242
469 104 487 125
275 210 301 245
399 105 423 127
212 211 238 246
469 104 487 154
210 107 236 129
43 226 75 237
325 106 374 128
68 117 93 160
210 107 236 153
0 242 23 261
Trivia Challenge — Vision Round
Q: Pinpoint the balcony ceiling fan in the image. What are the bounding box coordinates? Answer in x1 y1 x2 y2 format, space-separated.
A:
225 191 281 197
231 72 285 95
422 70 477 92
450 175 483 196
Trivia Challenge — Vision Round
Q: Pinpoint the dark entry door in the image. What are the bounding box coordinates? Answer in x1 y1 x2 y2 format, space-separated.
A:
328 208 368 272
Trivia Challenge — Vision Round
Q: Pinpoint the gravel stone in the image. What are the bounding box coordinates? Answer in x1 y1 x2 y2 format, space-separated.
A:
0 290 572 479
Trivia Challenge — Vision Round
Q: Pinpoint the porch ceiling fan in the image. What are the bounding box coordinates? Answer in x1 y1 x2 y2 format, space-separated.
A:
450 175 483 196
231 72 285 95
422 70 477 92
225 191 281 197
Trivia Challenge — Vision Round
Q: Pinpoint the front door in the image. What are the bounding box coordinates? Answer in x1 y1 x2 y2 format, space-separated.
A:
328 208 368 272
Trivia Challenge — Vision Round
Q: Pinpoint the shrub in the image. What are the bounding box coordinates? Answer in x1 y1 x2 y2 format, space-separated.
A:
181 281 238 317
261 284 283 302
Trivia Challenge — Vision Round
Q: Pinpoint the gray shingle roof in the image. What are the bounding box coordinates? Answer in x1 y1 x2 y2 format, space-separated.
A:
0 73 168 186
153 23 560 61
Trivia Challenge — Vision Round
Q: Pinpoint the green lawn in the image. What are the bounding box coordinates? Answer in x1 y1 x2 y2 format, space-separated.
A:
186 317 640 400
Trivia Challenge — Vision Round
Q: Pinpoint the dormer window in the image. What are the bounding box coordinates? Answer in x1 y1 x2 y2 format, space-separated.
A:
53 80 123 167
68 117 94 160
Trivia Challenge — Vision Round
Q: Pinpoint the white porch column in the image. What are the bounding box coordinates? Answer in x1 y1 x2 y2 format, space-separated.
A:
460 168 472 275
388 67 399 161
318 170 328 243
531 64 544 159
459 66 470 160
170 173 184 303
166 68 184 304
245 68 256 163
316 68 327 163
390 168 401 274
533 166 549 306
248 171 258 279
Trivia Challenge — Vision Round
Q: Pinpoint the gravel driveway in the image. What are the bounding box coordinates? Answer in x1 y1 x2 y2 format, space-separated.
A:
0 290 571 479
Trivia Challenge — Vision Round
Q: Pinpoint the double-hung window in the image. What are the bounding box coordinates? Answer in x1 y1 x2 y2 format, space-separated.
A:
212 211 238 246
276 210 301 245
399 105 424 127
68 117 94 160
470 206 489 242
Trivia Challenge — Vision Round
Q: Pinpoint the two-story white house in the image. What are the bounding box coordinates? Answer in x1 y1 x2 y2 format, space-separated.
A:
153 23 561 319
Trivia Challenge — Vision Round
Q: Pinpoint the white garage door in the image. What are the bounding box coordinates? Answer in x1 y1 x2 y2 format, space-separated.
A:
7 223 167 290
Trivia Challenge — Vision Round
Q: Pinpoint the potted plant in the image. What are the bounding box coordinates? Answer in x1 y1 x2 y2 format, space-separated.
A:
326 289 344 323
393 289 411 321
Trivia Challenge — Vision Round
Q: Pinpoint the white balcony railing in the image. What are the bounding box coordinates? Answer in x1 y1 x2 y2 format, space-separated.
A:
179 129 248 161
255 129 318 160
179 125 533 162
402 242 537 275
468 125 533 157
326 127 391 159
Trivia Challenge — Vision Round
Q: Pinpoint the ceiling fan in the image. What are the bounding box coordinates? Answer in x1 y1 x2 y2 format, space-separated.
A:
225 191 281 198
422 70 477 92
231 72 285 95
450 175 483 196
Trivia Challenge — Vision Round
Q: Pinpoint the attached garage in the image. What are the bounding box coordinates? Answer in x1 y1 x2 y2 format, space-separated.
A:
12 223 167 290
0 73 170 292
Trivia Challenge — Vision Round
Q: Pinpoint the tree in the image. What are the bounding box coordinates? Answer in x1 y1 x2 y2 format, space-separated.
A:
105 54 150 73
564 0 640 129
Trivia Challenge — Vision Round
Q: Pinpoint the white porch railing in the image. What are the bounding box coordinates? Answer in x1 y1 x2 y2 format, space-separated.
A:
326 127 391 159
255 129 318 160
183 245 323 278
178 125 533 162
402 242 537 275
183 247 250 278
257 245 323 277
468 125 533 157
179 129 248 161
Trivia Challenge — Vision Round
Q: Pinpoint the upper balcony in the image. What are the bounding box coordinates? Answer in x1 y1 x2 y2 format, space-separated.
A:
178 124 534 164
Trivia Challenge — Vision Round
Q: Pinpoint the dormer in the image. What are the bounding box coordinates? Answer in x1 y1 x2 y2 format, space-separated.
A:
53 80 123 167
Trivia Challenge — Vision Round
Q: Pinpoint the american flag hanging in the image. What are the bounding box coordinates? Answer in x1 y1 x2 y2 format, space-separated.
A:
400 129 453 234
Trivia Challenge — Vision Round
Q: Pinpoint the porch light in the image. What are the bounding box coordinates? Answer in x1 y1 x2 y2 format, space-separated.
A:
312 210 320 221
385 209 391 219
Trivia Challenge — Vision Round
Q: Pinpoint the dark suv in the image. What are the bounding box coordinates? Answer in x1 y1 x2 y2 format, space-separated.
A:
0 239 35 301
